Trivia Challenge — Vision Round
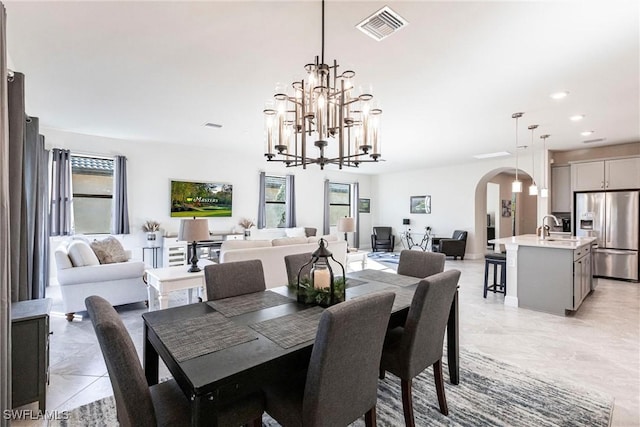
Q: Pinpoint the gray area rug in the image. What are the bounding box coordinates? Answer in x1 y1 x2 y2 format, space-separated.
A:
52 349 612 426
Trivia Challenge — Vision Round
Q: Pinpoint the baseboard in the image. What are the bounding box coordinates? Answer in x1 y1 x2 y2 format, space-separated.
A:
504 295 518 307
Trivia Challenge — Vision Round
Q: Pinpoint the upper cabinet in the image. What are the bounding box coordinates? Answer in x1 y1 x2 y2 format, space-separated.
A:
551 165 571 212
572 157 640 192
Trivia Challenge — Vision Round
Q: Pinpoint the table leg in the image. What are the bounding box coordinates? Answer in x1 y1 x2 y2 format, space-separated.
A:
361 254 367 269
192 394 217 427
158 292 169 310
146 286 156 312
447 289 459 385
143 323 159 386
188 288 194 304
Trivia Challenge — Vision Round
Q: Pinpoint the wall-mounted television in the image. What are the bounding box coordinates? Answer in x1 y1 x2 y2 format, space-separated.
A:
170 180 232 218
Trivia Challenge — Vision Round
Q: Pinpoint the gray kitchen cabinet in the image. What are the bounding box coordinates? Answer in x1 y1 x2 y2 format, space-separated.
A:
551 165 571 212
11 298 52 410
572 157 640 191
573 244 592 309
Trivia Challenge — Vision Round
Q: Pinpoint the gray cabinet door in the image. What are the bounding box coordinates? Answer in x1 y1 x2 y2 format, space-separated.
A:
551 166 571 212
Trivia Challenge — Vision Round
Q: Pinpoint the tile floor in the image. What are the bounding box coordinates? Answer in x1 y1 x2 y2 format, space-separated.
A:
13 257 640 426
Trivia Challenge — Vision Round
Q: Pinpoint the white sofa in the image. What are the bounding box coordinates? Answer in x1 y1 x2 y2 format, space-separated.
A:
219 234 347 289
54 238 147 320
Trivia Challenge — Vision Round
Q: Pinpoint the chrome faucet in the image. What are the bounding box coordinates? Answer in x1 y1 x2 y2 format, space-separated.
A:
539 215 561 239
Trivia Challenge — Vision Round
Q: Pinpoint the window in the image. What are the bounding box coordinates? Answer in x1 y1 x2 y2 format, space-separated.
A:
329 182 351 226
71 155 114 234
264 175 286 228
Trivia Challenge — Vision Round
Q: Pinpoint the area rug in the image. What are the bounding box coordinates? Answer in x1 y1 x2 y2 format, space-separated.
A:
367 251 401 265
52 349 613 427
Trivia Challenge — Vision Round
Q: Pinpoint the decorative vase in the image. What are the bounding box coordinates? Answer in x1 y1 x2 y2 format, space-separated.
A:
147 231 162 247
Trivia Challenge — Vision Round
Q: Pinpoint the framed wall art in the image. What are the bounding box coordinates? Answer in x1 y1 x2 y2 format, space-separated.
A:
358 198 370 213
410 195 431 214
501 199 512 217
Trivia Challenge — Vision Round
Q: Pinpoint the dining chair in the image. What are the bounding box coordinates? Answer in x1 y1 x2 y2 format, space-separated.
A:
284 252 313 285
85 295 264 427
204 259 266 300
397 250 445 279
379 270 461 426
263 291 396 427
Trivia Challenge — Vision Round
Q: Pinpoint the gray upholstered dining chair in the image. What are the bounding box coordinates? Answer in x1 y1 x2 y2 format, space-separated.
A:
263 291 396 427
85 295 264 427
204 259 266 301
397 250 446 279
284 252 313 285
379 270 461 426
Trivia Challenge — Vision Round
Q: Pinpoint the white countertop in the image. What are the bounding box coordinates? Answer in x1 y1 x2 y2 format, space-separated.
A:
489 234 596 250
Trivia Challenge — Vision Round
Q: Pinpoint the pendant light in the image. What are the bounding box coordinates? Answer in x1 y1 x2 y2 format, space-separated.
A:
512 112 524 193
528 124 539 196
539 134 551 198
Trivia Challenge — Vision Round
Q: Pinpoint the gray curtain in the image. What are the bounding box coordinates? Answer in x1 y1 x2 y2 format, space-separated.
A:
8 74 48 302
112 155 130 234
49 148 72 236
1 4 12 422
351 182 360 249
257 172 266 229
284 174 296 227
323 179 330 235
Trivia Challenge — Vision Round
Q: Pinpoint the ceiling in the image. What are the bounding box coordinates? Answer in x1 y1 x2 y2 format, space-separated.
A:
5 1 639 174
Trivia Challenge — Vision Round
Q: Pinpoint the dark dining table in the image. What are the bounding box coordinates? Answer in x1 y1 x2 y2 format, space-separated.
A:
142 269 459 427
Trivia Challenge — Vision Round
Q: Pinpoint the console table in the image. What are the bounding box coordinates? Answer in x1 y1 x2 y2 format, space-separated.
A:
11 298 52 410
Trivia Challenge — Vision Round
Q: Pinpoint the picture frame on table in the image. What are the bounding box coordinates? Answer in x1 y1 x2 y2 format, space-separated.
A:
358 198 371 213
410 195 431 214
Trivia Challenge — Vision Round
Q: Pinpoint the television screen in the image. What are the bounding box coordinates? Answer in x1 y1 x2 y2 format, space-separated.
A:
170 180 232 217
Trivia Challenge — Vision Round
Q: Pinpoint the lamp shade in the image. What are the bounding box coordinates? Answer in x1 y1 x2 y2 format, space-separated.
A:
178 218 210 242
337 217 356 233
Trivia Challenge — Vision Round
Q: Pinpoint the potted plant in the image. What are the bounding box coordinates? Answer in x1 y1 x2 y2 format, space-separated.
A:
142 220 162 247
238 218 255 237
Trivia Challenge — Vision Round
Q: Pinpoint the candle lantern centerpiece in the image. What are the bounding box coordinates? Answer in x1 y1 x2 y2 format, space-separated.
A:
296 238 346 307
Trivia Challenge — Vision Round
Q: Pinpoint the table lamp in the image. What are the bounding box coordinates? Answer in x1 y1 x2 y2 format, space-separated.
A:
337 217 356 252
178 218 210 272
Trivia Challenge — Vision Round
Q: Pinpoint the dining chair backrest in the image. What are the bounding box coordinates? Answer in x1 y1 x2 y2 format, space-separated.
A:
204 259 266 300
397 250 446 279
302 291 395 426
400 270 461 379
85 296 157 427
284 252 313 285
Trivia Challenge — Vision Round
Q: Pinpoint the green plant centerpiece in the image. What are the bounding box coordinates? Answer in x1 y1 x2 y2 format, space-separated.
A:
288 238 346 307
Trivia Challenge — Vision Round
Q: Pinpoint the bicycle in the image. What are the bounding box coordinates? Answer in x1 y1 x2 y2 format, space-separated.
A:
400 226 432 251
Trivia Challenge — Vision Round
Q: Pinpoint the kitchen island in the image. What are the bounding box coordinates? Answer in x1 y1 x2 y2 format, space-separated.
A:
489 234 597 316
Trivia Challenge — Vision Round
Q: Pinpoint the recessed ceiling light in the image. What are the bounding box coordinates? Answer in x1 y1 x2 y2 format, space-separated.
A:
550 91 569 100
570 115 585 121
203 122 222 129
472 151 511 159
581 130 594 136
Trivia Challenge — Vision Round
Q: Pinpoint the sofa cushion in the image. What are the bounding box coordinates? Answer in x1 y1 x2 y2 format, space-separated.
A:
307 234 338 244
272 236 309 246
67 240 100 267
90 237 128 264
284 227 306 238
220 240 272 251
54 246 74 270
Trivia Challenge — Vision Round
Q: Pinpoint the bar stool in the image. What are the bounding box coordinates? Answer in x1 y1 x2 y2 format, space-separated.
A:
484 253 506 298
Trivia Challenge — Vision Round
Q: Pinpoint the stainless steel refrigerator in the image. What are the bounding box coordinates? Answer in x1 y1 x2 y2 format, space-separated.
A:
575 191 639 281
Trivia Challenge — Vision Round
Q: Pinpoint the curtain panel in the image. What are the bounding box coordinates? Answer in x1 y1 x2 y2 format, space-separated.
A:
284 174 296 228
257 172 266 229
112 155 130 234
1 4 12 422
49 148 72 236
351 182 360 249
323 179 330 235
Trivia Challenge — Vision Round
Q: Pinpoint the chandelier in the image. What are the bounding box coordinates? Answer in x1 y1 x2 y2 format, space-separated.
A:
263 0 382 169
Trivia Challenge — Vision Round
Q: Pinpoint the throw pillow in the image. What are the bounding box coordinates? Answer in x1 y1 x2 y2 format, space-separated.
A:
67 240 100 267
284 227 306 238
90 236 128 264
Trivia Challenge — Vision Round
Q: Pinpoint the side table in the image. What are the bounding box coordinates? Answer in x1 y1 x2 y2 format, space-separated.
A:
144 259 214 310
346 250 368 272
142 246 162 268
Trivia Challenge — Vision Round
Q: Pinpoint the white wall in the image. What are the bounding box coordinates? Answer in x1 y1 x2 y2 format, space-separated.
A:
371 156 542 259
43 128 374 251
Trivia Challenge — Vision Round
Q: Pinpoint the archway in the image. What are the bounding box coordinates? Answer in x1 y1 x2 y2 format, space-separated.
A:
472 168 538 256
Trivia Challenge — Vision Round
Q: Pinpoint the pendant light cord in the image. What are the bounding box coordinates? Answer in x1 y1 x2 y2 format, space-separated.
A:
321 0 325 66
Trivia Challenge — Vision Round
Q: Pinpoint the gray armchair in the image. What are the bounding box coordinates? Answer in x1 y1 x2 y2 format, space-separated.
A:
371 226 395 252
432 230 468 260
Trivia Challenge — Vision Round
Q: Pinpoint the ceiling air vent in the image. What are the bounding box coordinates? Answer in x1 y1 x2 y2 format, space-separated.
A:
583 138 606 144
356 6 408 41
203 122 222 129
